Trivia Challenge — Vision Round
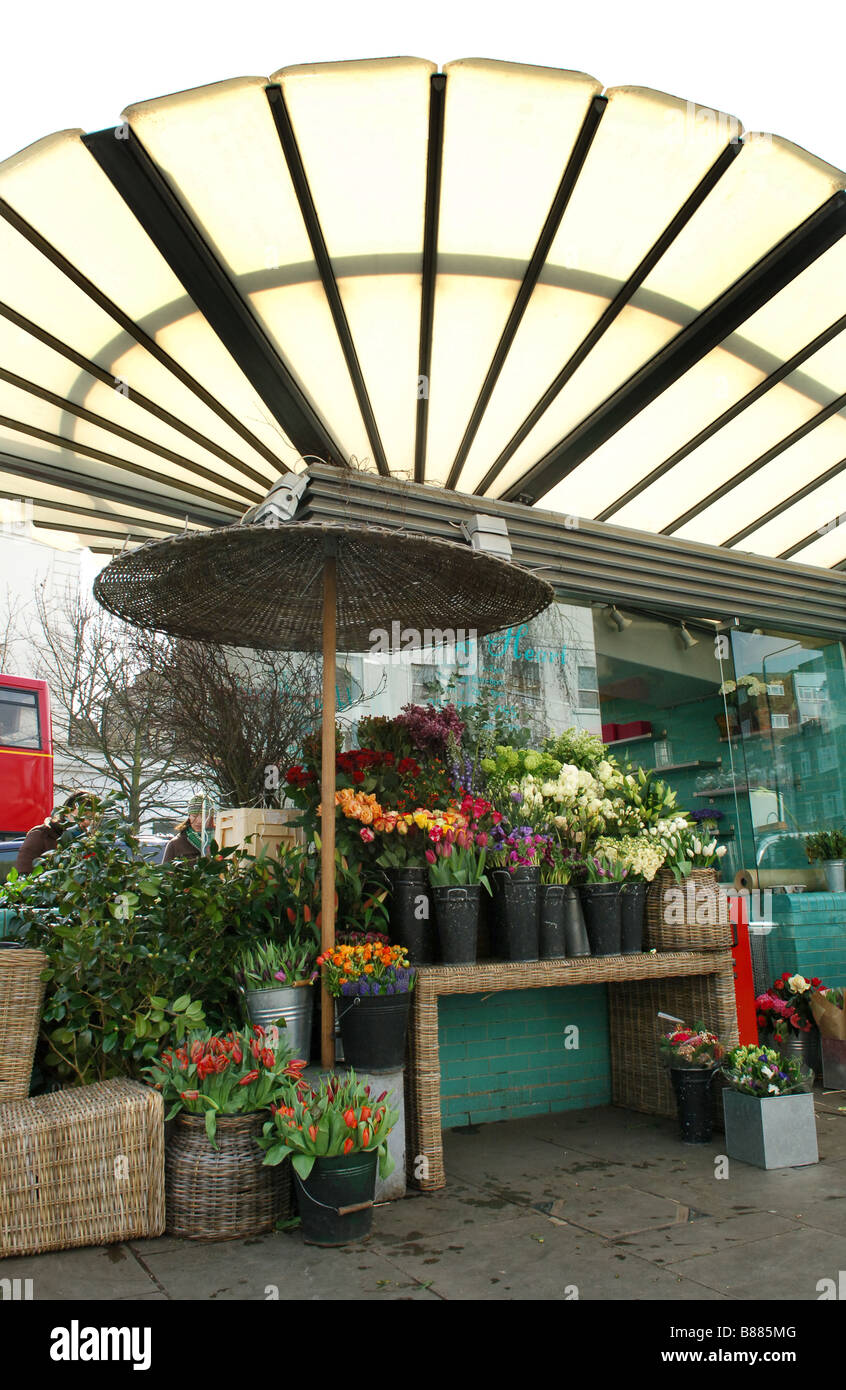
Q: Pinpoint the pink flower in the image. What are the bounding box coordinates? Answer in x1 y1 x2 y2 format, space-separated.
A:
360 827 375 843
425 848 436 865
476 832 488 848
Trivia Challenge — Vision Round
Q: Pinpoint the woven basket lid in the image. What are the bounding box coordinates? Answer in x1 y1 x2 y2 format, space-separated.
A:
93 521 554 650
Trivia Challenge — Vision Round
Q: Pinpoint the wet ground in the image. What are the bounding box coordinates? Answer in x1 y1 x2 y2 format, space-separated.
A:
5 1093 846 1300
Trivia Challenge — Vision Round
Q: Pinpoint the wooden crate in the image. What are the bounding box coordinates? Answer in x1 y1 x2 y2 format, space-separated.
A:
215 807 303 860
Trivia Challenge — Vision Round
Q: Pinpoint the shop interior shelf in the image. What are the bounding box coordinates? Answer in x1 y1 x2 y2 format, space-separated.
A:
693 785 751 798
654 759 722 773
605 731 665 747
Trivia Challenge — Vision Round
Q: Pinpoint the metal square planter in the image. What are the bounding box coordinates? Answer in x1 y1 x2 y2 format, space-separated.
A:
822 1037 846 1091
722 1089 818 1170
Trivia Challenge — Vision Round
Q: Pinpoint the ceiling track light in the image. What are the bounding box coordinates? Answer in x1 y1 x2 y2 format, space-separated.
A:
678 621 698 649
604 604 631 632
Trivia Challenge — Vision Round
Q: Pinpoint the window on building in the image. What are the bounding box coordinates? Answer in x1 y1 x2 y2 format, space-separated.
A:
771 712 789 730
577 665 599 710
766 681 785 697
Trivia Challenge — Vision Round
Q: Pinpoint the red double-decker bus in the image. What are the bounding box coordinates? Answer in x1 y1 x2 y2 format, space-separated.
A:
0 676 53 838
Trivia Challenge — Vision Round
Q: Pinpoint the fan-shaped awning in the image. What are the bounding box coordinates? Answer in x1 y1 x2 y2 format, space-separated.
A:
1 57 845 569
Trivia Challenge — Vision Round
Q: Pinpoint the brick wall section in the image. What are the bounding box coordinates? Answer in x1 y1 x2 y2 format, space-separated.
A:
438 985 611 1129
769 894 846 986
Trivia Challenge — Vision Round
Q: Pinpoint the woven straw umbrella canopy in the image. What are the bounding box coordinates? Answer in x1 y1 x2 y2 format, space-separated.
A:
94 518 553 1065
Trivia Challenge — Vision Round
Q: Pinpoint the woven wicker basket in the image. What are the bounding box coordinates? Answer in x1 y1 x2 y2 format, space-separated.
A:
645 868 731 952
0 947 47 1103
0 1079 164 1257
165 1111 292 1241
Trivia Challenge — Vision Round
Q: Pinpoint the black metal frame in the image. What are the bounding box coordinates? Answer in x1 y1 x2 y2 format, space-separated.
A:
664 389 846 536
265 86 389 476
0 193 286 477
0 450 236 529
501 191 846 505
83 126 342 466
598 311 846 522
479 138 742 496
414 74 447 484
444 94 607 490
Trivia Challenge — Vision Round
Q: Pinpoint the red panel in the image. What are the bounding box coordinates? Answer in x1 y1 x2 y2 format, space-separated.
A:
0 676 53 835
729 895 758 1045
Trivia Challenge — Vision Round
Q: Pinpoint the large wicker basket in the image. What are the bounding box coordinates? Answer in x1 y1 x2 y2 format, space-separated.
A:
645 868 731 952
0 1079 165 1257
0 947 47 1103
165 1111 292 1241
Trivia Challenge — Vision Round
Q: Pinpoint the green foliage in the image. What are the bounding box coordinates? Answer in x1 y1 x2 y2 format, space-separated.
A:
804 829 846 862
0 812 310 1086
257 1070 398 1181
542 728 609 772
615 767 679 832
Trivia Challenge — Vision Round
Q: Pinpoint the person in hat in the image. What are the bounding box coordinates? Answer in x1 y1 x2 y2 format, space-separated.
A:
162 795 216 864
15 791 99 876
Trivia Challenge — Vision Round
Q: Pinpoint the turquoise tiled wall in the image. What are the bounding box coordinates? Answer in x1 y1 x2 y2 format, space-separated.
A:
769 894 846 986
438 985 611 1129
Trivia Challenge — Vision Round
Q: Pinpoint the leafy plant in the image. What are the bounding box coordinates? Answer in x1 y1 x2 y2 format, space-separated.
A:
258 1071 398 1180
721 1045 811 1096
317 940 415 997
804 829 846 862
145 1025 307 1147
235 935 318 990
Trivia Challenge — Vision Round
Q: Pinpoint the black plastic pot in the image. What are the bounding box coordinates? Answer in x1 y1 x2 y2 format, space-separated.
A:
431 884 480 964
620 881 648 954
579 882 623 955
539 885 566 959
338 991 411 1070
563 886 590 957
295 1150 379 1246
387 866 435 964
489 869 509 958
669 1066 715 1144
497 866 539 961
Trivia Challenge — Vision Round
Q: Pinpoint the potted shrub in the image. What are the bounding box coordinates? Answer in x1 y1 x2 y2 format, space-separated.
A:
318 940 415 1070
146 1025 308 1240
756 972 823 1075
426 827 492 964
720 1044 818 1169
579 852 627 955
804 829 846 892
660 1020 724 1144
258 1070 399 1246
235 935 318 1061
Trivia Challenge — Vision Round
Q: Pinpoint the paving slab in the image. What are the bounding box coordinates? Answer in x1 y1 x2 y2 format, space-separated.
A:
536 1183 703 1239
378 1207 727 1301
612 1209 800 1264
664 1225 846 1300
365 1181 530 1245
140 1229 440 1301
0 1244 159 1300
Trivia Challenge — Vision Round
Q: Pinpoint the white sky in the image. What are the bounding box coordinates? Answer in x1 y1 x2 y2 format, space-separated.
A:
1 0 844 170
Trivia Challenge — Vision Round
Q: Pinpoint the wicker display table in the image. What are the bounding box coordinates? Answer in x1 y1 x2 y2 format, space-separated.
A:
406 951 738 1190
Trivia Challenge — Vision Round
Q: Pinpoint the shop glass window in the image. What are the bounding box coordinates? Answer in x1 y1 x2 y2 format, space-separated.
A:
0 687 40 749
577 665 599 710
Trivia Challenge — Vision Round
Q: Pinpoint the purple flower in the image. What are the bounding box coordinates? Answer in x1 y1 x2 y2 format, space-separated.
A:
274 970 286 982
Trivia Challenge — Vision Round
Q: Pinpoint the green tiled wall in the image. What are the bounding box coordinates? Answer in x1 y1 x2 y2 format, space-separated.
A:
769 894 846 986
438 986 611 1129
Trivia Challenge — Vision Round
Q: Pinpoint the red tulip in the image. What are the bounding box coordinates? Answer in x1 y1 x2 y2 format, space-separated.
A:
180 1090 199 1101
343 1108 357 1128
343 1138 354 1155
361 1127 371 1146
261 1049 275 1068
239 1070 260 1085
308 1124 318 1142
360 1106 371 1121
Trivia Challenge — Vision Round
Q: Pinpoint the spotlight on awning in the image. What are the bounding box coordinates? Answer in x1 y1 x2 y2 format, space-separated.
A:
243 472 308 527
460 514 513 559
678 622 699 649
604 604 631 632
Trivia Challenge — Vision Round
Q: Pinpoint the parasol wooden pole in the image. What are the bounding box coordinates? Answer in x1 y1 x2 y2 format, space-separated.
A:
320 542 337 1070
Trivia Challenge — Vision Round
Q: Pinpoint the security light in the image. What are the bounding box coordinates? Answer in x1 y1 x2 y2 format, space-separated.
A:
460 514 513 559
244 473 307 527
604 605 631 632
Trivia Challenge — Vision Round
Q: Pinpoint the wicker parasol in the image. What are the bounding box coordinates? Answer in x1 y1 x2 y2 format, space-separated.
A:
95 519 554 1065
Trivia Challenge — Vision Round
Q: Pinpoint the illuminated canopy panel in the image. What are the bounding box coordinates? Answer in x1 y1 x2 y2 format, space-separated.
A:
0 56 844 567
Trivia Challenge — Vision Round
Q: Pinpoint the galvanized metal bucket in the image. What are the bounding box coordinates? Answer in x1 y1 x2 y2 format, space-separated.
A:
822 859 846 892
245 985 313 1062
